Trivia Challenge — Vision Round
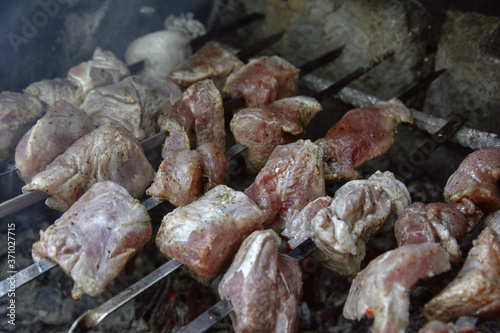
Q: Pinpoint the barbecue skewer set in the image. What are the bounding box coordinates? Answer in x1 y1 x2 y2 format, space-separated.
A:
1 10 499 333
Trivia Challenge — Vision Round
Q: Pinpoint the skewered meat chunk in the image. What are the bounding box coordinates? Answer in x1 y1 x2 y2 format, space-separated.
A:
394 202 480 262
315 98 412 182
25 48 129 107
218 230 302 333
343 243 451 333
22 123 155 211
289 171 410 275
223 56 300 107
0 92 45 162
80 75 182 140
231 96 323 173
423 226 500 322
15 101 95 183
245 139 325 230
197 142 229 192
156 185 265 284
158 79 224 158
168 41 244 90
484 209 500 235
444 146 500 213
67 47 130 96
32 181 152 300
418 319 478 333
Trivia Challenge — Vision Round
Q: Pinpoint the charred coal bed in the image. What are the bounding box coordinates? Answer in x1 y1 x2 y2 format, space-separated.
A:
0 0 499 332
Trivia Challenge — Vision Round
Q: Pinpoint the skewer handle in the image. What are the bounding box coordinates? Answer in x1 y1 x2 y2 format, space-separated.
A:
0 258 57 298
68 259 182 333
178 297 233 333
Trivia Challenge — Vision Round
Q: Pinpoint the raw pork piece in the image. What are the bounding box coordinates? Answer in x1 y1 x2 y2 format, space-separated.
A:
80 75 182 140
67 47 130 96
423 227 500 322
230 96 323 173
484 209 500 235
156 185 265 284
32 181 152 300
394 202 481 262
315 98 413 182
444 146 500 213
418 320 477 333
168 41 244 89
244 140 325 230
22 123 155 211
343 243 451 333
146 143 228 207
0 92 45 162
25 48 129 107
223 56 300 107
158 79 224 158
218 230 302 333
304 171 410 275
125 30 191 82
15 101 95 183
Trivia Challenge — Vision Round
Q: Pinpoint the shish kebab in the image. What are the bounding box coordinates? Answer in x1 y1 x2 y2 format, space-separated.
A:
0 44 349 219
66 69 452 332
0 12 265 167
0 47 394 298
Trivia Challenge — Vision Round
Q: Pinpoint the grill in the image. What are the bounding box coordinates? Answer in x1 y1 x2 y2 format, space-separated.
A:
1 1 499 332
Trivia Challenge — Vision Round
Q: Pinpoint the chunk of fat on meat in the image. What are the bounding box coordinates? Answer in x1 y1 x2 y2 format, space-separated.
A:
32 181 152 300
484 209 500 235
223 56 300 107
159 79 224 158
231 96 323 173
22 123 155 211
146 150 203 207
444 146 500 213
343 243 451 333
218 230 302 333
168 41 244 90
67 47 130 96
15 101 95 183
394 202 477 262
24 78 82 107
244 139 325 230
80 75 182 140
315 98 413 182
124 30 191 82
423 227 500 322
0 92 45 162
310 171 411 275
156 185 264 284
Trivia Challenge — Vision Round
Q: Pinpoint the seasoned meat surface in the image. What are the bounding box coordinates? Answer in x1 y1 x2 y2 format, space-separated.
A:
394 202 479 262
158 79 224 158
0 92 45 162
168 41 244 89
218 230 302 333
32 181 152 300
245 140 325 230
25 78 82 107
305 171 411 275
67 47 130 96
344 243 451 333
156 185 264 283
231 96 322 173
15 101 95 183
23 123 155 211
80 75 181 140
423 227 500 322
315 98 412 182
223 56 300 107
444 146 500 213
